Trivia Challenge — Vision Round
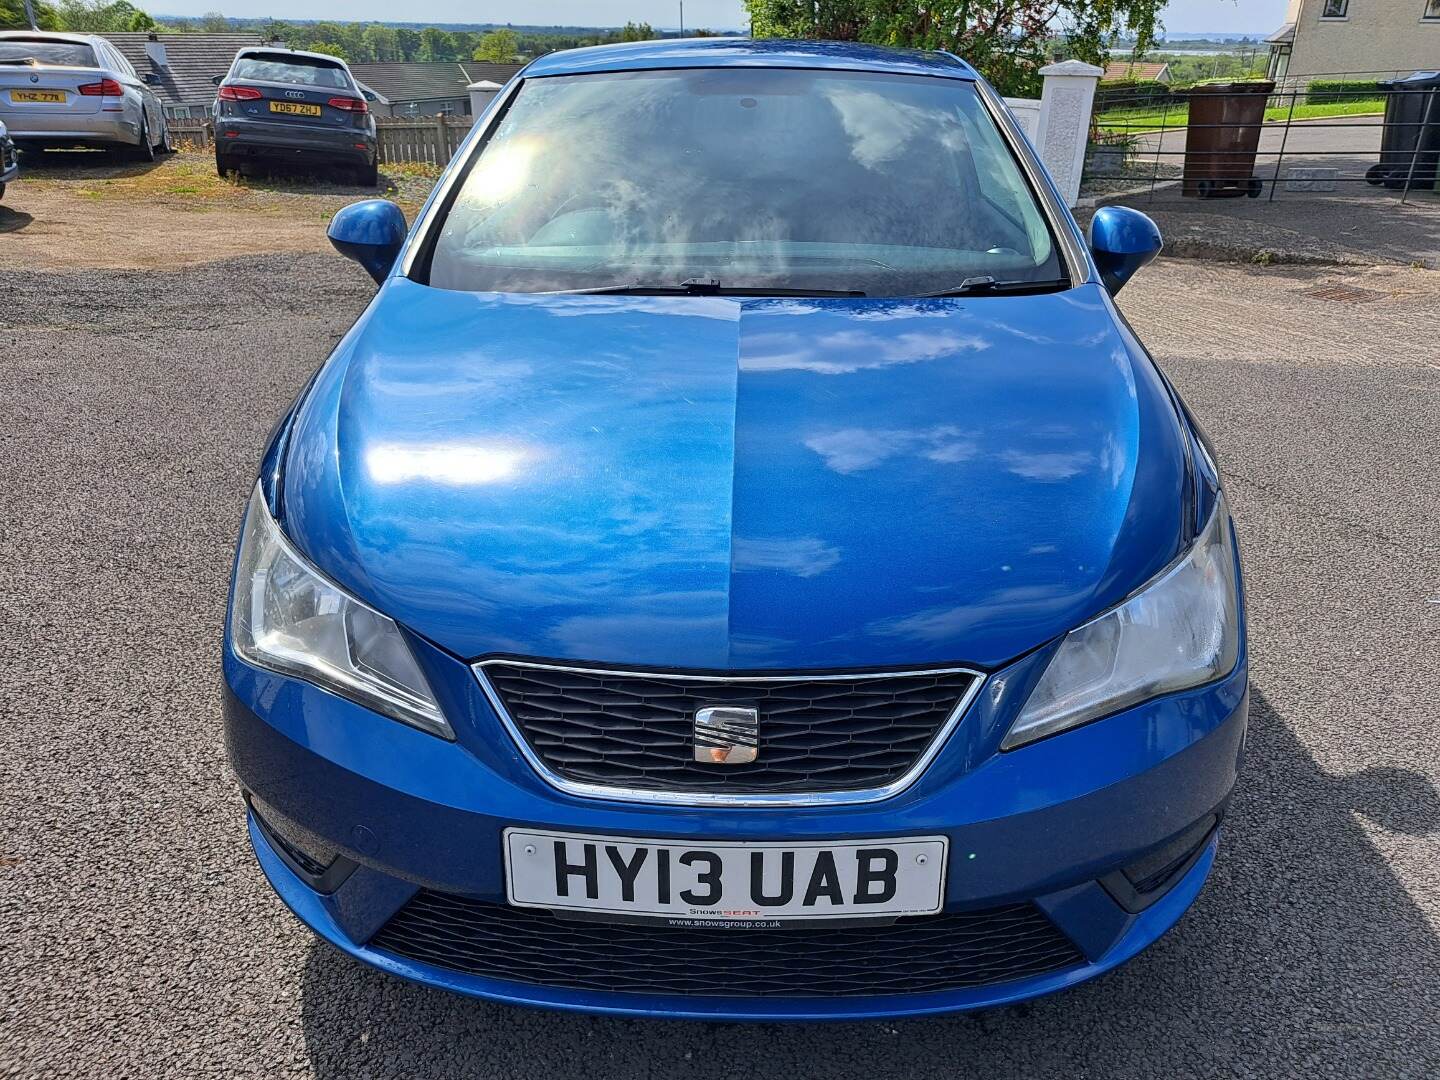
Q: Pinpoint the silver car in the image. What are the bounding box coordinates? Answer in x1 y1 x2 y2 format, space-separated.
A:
0 31 170 158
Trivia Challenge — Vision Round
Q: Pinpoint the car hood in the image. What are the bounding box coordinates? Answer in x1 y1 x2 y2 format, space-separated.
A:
281 279 1188 671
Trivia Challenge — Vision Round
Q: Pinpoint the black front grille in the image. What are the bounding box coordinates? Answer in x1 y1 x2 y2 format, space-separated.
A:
478 662 979 795
370 892 1084 997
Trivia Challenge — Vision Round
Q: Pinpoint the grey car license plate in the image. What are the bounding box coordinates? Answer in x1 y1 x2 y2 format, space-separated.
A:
504 828 947 925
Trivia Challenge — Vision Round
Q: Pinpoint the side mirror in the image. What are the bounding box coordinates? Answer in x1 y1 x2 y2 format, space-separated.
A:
1088 206 1163 295
211 74 223 86
327 199 407 285
142 72 161 85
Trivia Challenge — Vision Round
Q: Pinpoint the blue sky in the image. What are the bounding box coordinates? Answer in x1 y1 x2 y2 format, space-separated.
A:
154 0 1290 36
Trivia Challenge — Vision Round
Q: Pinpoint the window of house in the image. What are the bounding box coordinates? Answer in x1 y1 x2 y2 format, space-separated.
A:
1424 0 1440 20
1321 0 1349 18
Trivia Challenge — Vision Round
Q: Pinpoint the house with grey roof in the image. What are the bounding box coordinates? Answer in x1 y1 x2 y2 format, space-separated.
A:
102 31 264 119
347 61 523 117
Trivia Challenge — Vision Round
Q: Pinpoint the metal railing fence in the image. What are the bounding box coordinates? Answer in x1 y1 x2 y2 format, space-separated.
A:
1086 84 1439 204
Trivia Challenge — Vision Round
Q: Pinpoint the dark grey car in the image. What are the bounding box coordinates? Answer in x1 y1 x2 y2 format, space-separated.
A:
212 48 378 185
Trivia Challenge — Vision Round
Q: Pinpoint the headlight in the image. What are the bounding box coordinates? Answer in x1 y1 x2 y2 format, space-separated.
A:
1003 496 1240 750
230 485 452 739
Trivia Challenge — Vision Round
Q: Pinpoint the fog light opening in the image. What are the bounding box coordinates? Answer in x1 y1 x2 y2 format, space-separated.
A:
247 793 357 892
1101 814 1219 914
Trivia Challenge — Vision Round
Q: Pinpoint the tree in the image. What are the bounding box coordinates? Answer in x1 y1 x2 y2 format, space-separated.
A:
395 27 420 60
198 9 227 32
300 21 346 49
362 23 400 62
1 0 59 28
473 27 518 62
451 30 478 58
306 40 348 61
418 26 452 62
619 21 654 42
54 0 154 31
743 0 1163 96
340 22 374 61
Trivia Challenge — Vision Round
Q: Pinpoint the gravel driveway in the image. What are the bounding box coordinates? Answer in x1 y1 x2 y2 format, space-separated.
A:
4 255 1439 1079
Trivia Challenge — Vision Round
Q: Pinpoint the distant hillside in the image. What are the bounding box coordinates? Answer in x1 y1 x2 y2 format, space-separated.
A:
1158 32 1271 41
151 16 745 36
146 16 744 66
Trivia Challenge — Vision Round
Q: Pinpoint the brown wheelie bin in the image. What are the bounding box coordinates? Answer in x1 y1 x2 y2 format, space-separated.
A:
1182 81 1274 198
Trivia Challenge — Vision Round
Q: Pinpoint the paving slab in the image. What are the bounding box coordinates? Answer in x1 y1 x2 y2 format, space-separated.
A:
1082 145 1440 269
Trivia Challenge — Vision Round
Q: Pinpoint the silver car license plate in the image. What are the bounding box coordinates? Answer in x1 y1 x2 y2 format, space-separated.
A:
504 828 947 925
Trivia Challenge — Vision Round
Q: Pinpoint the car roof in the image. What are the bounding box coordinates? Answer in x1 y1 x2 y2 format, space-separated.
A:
0 31 99 44
234 46 354 69
522 37 978 81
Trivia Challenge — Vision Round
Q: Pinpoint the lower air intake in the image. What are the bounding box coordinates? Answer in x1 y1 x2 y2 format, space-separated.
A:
369 892 1084 997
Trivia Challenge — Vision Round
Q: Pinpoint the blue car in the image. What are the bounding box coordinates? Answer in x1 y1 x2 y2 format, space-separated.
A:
224 39 1247 1021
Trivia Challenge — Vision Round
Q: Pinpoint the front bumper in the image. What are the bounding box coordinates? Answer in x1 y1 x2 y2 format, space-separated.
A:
224 632 1248 1020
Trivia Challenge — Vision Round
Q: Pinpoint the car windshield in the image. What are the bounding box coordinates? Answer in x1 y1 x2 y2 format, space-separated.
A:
231 53 350 89
426 68 1064 297
0 41 98 67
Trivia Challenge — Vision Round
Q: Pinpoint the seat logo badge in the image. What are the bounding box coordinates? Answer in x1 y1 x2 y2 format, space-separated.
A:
693 706 759 765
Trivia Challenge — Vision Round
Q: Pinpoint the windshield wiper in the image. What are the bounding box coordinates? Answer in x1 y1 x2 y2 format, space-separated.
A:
561 278 866 298
921 276 1071 298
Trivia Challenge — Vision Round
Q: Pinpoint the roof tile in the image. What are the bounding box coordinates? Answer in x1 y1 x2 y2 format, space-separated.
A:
103 32 264 108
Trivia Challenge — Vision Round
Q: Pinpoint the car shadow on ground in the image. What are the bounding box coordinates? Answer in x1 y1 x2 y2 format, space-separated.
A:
0 205 33 233
298 688 1440 1077
16 146 170 179
221 163 402 200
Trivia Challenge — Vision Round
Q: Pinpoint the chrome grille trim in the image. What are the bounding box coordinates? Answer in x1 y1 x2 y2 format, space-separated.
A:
472 659 986 808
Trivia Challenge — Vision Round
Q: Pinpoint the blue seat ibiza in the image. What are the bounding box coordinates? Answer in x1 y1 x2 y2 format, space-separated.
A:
224 38 1247 1020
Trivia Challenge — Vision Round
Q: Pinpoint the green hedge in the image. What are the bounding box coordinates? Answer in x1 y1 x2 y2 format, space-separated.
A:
1306 79 1387 104
1095 79 1186 111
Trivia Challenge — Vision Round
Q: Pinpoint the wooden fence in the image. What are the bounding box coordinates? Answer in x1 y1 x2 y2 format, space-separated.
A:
167 115 476 166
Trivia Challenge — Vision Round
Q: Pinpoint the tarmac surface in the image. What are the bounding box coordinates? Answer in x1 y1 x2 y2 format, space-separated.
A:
3 254 1439 1078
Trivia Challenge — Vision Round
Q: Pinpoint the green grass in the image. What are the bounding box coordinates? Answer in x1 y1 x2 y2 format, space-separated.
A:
1095 97 1384 134
1266 98 1386 122
1095 103 1191 134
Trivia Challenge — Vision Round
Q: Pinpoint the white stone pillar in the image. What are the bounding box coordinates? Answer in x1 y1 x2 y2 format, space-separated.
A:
1003 96 1041 141
1034 60 1105 207
467 80 503 119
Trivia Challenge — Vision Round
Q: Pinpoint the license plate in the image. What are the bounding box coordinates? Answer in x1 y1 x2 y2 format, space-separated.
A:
505 829 948 925
269 101 321 117
12 90 65 103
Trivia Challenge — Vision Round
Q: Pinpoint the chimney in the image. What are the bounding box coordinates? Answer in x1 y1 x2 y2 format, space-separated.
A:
145 32 168 70
467 80 503 117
